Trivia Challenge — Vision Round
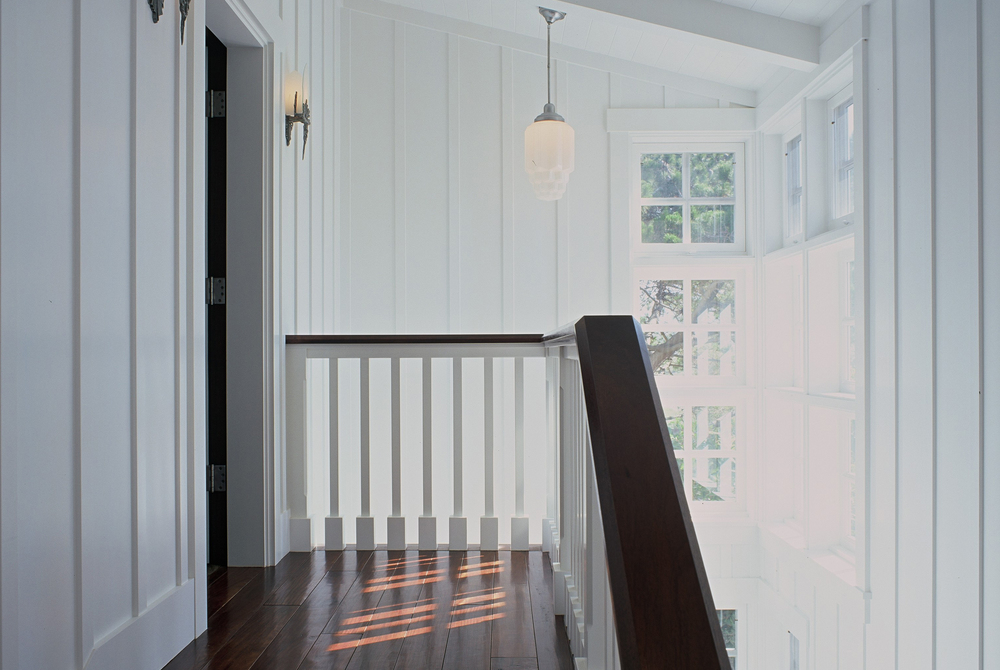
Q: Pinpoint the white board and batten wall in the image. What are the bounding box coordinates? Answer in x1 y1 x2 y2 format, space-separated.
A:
0 0 330 667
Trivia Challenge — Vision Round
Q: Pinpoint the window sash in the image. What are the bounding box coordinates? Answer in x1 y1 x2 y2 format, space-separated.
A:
632 141 746 252
832 98 855 219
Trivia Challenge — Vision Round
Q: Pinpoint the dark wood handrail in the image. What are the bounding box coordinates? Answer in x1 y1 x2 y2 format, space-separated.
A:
570 315 731 670
285 333 544 345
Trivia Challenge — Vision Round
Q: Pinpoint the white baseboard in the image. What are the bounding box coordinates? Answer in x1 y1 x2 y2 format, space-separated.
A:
85 580 195 670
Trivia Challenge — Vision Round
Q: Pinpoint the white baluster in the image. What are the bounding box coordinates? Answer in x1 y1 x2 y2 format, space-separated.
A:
286 345 312 551
387 357 405 550
356 357 375 550
511 356 529 550
325 358 345 550
419 357 436 550
481 357 498 550
449 357 467 550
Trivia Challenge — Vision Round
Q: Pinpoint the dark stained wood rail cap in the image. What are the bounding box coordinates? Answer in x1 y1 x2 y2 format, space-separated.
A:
574 315 731 670
285 333 545 345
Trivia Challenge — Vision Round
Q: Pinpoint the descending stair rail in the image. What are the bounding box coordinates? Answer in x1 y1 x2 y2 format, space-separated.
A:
543 316 731 669
284 316 729 669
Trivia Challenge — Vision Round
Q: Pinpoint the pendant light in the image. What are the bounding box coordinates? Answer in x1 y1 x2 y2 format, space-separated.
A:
525 7 574 201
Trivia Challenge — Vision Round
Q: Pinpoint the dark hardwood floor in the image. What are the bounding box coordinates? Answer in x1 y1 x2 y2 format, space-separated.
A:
164 550 575 670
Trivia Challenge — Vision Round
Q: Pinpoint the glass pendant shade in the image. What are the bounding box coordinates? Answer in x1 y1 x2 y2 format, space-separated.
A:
525 115 575 201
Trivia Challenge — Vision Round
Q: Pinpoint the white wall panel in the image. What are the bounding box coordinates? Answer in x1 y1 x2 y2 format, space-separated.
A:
348 12 397 333
457 37 504 332
565 64 611 318
511 49 558 332
135 0 180 608
79 0 139 644
404 25 450 333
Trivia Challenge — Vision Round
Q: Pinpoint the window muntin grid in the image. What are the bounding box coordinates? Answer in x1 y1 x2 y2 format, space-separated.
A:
632 141 746 253
637 276 742 385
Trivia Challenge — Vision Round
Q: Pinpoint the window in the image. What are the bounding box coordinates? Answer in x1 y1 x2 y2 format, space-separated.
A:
785 134 803 240
664 404 738 503
790 632 800 670
636 273 743 385
718 610 737 669
831 95 855 220
633 142 746 252
636 268 747 505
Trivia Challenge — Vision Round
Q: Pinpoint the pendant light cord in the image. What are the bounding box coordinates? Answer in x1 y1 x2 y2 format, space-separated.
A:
547 21 552 106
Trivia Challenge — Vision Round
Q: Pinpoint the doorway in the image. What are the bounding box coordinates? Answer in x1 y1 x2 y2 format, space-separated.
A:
204 0 274 567
205 28 228 568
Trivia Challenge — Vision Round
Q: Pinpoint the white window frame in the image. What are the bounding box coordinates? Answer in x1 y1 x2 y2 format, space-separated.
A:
783 128 804 245
829 84 855 225
631 140 747 254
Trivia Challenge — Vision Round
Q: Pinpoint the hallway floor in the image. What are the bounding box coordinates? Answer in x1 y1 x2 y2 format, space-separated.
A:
164 550 575 669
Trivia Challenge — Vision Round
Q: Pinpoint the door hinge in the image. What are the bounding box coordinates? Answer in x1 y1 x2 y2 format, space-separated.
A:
208 464 227 493
206 277 226 305
206 90 226 118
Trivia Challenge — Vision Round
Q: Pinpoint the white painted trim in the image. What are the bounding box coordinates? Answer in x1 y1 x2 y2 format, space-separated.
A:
607 108 756 133
342 0 755 107
563 0 820 71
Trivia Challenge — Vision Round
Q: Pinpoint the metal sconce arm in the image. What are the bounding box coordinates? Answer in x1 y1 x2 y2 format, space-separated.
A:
285 92 311 160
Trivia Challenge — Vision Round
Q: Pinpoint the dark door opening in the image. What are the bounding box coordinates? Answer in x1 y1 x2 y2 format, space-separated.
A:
206 29 228 568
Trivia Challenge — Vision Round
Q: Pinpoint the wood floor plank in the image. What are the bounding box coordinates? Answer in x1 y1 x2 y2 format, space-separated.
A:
297 551 409 669
344 551 431 670
204 604 298 670
391 552 464 670
264 550 345 606
208 567 262 619
441 551 499 670
491 552 536 659
249 552 371 670
167 551 568 670
165 569 280 670
527 552 574 670
491 658 539 670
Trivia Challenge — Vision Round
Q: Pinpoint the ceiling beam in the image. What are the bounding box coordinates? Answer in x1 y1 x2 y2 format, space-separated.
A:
563 0 820 71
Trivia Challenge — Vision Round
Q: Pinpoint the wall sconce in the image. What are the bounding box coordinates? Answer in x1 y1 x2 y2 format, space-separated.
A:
285 69 311 159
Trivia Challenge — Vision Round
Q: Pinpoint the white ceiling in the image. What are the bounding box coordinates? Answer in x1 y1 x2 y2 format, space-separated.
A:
368 0 849 98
